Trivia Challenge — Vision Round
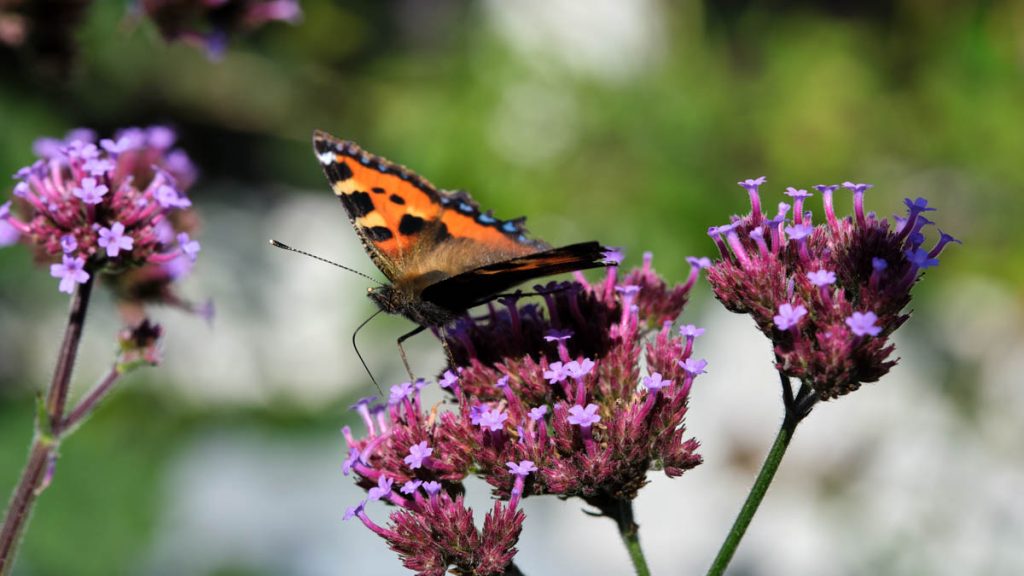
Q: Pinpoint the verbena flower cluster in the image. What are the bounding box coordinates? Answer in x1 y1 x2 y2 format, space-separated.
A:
138 0 302 58
706 178 959 399
1 126 207 319
341 253 708 575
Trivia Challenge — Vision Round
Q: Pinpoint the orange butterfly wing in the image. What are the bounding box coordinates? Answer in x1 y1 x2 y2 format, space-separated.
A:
313 131 547 287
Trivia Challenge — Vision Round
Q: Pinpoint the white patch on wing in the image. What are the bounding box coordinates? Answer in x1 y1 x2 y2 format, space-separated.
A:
316 151 336 165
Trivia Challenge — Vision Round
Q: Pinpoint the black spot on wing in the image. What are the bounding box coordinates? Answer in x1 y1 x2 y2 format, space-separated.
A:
328 161 353 181
435 222 451 241
341 191 375 218
372 187 386 194
364 226 394 242
389 194 406 205
398 214 425 235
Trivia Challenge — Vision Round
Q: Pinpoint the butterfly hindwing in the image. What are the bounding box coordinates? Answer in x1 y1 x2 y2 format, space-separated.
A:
419 242 609 310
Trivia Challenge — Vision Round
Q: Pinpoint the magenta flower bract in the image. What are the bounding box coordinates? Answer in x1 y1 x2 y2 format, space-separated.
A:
706 178 959 399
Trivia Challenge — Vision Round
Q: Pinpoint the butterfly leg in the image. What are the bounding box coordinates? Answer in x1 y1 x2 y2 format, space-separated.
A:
438 327 457 369
396 325 427 380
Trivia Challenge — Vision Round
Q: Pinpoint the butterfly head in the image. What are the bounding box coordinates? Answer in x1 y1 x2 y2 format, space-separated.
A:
367 283 460 327
367 285 403 315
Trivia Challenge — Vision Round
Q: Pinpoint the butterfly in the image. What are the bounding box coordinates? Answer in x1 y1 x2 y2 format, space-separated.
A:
311 130 610 376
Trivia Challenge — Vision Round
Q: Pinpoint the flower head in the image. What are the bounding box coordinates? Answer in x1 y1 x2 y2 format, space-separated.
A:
140 0 303 59
705 179 958 398
4 126 205 317
339 255 706 574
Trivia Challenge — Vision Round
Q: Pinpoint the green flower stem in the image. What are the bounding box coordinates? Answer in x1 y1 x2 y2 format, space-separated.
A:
614 498 651 576
706 375 815 576
0 278 94 576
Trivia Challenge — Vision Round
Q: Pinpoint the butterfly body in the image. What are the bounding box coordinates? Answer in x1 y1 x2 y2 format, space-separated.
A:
313 131 610 330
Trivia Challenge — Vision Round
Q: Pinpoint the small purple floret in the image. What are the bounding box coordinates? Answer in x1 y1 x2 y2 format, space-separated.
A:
773 303 807 330
642 372 671 391
506 460 538 477
60 234 77 254
785 223 814 241
400 480 423 495
906 248 940 269
563 358 595 380
686 256 712 269
543 329 573 342
846 311 882 337
72 177 109 205
368 475 394 501
478 407 509 432
439 369 458 389
679 358 708 376
842 181 874 194
806 269 836 286
543 361 567 384
603 247 624 265
403 441 432 469
678 324 705 338
50 255 89 293
567 403 601 427
177 232 201 261
342 499 366 521
389 382 415 405
528 405 548 421
97 222 135 258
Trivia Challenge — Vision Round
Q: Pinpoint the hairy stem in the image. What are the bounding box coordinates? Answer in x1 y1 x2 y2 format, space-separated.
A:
46 277 94 432
0 278 94 575
705 374 816 576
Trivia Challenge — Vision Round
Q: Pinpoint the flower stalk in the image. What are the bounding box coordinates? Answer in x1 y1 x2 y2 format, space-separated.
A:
1 277 93 575
705 373 817 576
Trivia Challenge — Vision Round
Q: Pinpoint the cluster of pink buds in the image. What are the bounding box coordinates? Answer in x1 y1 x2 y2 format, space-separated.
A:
1 126 208 320
341 252 708 574
706 178 959 399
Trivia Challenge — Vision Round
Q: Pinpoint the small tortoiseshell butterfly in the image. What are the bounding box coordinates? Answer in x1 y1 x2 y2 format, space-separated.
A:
311 130 610 357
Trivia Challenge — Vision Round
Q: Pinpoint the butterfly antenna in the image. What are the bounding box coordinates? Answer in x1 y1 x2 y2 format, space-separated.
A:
269 239 383 285
352 308 386 394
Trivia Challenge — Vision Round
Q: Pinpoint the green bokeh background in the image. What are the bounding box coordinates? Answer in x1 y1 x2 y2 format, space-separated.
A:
1 1 1021 575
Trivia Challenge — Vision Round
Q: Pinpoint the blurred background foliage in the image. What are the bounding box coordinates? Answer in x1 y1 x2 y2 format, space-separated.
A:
1 1 1022 575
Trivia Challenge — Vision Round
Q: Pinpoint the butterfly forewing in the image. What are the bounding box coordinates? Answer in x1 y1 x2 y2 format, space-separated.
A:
314 131 555 293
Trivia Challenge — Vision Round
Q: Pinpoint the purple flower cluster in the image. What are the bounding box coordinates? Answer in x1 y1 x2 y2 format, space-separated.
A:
341 254 707 573
138 0 302 58
707 178 959 399
2 127 207 319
